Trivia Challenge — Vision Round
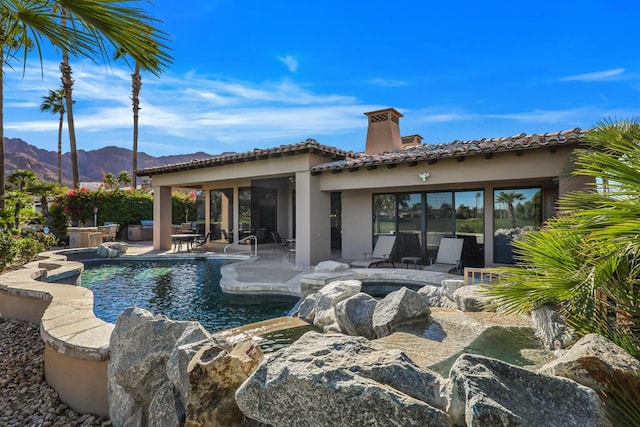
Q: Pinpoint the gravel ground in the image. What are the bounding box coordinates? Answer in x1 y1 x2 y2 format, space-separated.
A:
0 318 110 427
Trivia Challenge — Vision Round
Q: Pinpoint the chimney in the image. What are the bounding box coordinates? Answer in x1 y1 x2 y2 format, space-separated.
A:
364 108 403 154
401 134 423 148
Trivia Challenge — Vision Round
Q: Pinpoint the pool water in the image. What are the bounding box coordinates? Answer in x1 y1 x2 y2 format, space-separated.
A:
427 326 543 376
81 258 299 333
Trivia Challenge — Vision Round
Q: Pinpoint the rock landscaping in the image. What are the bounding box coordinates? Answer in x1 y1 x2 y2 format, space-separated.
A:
108 307 263 426
2 271 637 427
0 318 110 426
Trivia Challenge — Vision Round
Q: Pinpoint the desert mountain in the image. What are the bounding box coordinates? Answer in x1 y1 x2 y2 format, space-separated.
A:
4 137 215 186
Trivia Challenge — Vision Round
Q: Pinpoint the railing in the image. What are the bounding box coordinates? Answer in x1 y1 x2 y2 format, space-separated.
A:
463 267 502 285
224 235 258 257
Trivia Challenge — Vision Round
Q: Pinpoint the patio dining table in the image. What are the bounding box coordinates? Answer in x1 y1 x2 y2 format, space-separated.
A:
171 233 198 253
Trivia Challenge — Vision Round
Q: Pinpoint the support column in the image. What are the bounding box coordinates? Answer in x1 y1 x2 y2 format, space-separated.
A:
483 186 493 267
204 190 210 237
233 187 240 243
153 186 172 250
295 171 330 266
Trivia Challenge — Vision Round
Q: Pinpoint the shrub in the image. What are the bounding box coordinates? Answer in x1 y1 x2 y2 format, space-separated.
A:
0 231 54 273
0 232 18 271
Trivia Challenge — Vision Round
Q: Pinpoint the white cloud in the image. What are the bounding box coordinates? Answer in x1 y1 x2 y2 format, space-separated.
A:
368 78 407 87
278 55 298 72
1 60 376 154
560 68 626 82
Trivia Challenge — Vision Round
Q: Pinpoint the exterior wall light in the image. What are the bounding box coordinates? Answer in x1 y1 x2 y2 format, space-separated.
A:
418 172 430 182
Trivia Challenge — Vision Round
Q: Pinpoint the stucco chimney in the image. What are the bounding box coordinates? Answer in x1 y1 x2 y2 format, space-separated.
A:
364 108 403 154
401 134 423 148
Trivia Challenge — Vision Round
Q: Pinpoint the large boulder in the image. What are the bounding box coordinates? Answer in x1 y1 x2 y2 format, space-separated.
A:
108 307 211 426
452 285 493 312
96 241 128 258
313 280 362 330
372 287 431 338
166 336 232 407
314 260 350 272
235 332 450 426
334 292 378 339
418 285 456 308
108 307 259 427
296 292 318 324
538 333 640 397
446 354 610 427
440 279 466 300
184 340 264 426
530 305 576 349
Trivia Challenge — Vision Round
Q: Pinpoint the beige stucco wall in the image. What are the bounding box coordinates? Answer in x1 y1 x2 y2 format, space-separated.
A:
319 147 573 192
153 186 173 250
0 291 49 324
295 171 331 265
334 147 580 267
150 154 328 188
147 145 586 266
341 190 374 260
44 345 108 416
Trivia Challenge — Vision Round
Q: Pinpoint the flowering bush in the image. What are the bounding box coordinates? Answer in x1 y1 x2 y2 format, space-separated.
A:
54 188 196 239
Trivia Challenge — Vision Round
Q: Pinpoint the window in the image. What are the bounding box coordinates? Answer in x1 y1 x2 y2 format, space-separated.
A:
373 194 396 236
493 187 542 264
372 190 484 266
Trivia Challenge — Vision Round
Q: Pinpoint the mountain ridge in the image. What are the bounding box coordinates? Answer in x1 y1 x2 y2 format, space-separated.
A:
4 137 215 186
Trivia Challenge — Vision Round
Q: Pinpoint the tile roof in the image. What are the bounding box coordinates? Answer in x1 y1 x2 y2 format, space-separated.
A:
137 128 586 177
310 128 586 174
137 138 355 176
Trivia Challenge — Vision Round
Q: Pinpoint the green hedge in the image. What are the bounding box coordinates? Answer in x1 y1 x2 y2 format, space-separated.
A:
52 188 197 241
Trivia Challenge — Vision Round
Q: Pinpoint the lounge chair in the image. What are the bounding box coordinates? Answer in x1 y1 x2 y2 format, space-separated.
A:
423 237 464 273
351 235 397 268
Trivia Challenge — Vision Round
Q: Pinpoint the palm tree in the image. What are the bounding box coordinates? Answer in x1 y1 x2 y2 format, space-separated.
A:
495 191 524 229
485 119 640 358
117 170 132 188
6 169 36 228
40 88 68 185
28 179 60 233
114 31 160 190
113 49 142 188
0 1 173 190
103 172 117 190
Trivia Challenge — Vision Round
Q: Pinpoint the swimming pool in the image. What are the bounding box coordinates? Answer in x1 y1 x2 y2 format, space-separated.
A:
81 258 299 333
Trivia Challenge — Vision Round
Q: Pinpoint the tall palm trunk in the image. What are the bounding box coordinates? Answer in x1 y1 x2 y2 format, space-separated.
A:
60 12 79 189
131 62 141 188
0 50 5 210
57 109 63 186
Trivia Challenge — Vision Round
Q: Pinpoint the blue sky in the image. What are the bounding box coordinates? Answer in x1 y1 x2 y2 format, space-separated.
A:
3 0 639 156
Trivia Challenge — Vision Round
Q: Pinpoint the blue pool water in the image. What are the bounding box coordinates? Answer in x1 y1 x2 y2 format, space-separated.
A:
81 258 299 333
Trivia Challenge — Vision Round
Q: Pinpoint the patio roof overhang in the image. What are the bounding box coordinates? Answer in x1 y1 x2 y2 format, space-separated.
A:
136 138 355 178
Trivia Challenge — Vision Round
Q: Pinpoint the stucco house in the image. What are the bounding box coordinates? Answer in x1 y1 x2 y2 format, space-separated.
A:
137 107 589 268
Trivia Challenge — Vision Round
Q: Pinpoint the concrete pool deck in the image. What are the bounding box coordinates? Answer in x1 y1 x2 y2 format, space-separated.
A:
122 240 462 296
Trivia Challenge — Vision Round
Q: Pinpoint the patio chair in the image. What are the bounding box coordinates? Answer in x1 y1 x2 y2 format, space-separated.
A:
191 232 211 252
221 229 233 243
423 237 464 274
350 235 397 268
98 224 118 242
271 231 288 252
